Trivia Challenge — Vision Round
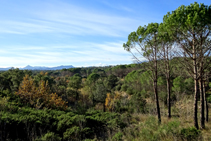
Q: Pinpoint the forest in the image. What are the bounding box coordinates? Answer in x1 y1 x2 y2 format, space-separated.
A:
1 2 211 141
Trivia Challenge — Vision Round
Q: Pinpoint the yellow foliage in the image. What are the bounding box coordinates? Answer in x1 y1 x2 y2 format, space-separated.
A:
16 75 67 110
105 91 122 112
105 93 113 111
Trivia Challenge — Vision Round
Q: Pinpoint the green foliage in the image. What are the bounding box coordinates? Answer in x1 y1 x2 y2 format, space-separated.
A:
0 68 31 92
163 2 211 34
207 95 211 103
129 92 146 113
172 76 185 94
87 73 100 83
172 77 194 96
184 78 194 95
68 73 82 90
93 81 107 103
124 117 181 141
104 74 118 91
126 87 134 95
120 83 128 91
112 132 123 141
180 127 201 141
40 132 61 141
115 84 122 91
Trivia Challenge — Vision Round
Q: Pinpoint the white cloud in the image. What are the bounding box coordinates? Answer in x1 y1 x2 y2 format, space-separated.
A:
0 1 142 36
0 41 132 68
100 1 134 12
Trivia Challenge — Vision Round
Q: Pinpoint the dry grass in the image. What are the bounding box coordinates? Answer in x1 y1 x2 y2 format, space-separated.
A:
122 95 211 141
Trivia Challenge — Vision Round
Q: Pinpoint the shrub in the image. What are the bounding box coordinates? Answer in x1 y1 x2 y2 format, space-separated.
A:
39 132 61 141
180 127 201 141
112 132 123 141
120 84 128 91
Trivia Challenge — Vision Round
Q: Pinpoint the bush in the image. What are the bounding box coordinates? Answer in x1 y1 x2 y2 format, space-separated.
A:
37 132 61 141
180 127 201 141
124 117 181 141
207 95 211 103
112 132 123 141
115 84 122 91
120 84 128 91
126 87 134 95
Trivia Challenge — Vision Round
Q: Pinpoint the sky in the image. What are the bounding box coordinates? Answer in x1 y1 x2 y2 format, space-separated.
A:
0 0 210 68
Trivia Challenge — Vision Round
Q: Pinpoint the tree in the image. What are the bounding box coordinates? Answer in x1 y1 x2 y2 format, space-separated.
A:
123 23 161 124
93 81 107 112
158 24 174 118
16 75 67 110
104 74 118 91
163 2 211 129
86 73 100 105
68 73 82 105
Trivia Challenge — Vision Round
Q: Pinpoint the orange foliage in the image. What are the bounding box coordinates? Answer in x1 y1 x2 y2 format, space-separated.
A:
105 93 113 111
16 75 67 110
105 92 122 112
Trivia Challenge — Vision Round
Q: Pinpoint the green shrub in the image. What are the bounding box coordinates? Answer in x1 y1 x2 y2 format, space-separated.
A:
40 132 61 141
180 127 201 141
115 84 122 91
126 87 134 95
112 132 123 141
207 95 211 103
124 117 181 141
120 84 128 91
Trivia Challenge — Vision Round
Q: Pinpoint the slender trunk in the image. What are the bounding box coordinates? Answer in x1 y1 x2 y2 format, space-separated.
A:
166 54 171 118
154 58 161 124
167 75 171 118
165 46 171 118
199 33 205 128
193 36 199 129
203 81 209 122
194 78 199 129
199 79 205 128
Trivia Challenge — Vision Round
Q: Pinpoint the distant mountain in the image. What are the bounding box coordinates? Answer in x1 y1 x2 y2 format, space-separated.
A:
0 65 74 71
0 67 12 71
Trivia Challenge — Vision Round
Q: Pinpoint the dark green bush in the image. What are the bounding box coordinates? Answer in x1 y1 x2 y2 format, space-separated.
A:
120 84 128 91
126 87 134 95
180 127 201 141
112 132 123 141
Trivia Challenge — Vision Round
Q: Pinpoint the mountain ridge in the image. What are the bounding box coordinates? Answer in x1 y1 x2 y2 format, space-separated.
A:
0 65 74 71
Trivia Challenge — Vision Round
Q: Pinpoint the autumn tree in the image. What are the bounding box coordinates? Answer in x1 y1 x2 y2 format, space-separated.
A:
16 75 67 110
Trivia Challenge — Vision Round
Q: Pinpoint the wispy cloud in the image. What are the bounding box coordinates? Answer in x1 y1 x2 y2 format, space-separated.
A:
0 0 145 68
0 41 132 68
0 0 141 37
100 1 134 12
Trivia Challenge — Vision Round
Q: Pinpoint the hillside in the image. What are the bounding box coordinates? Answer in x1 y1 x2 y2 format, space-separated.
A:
0 61 210 140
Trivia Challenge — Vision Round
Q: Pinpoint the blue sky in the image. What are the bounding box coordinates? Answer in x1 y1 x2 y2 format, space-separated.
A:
0 0 210 68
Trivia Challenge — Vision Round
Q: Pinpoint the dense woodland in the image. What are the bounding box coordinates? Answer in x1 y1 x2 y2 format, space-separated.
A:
1 2 211 141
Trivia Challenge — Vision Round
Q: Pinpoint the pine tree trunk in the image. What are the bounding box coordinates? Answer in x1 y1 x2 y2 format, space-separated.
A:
203 81 209 122
194 78 199 129
199 79 205 128
154 58 161 124
193 37 199 129
167 76 171 118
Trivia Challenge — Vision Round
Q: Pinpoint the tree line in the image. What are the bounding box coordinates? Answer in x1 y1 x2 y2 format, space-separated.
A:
123 2 211 129
0 2 211 140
